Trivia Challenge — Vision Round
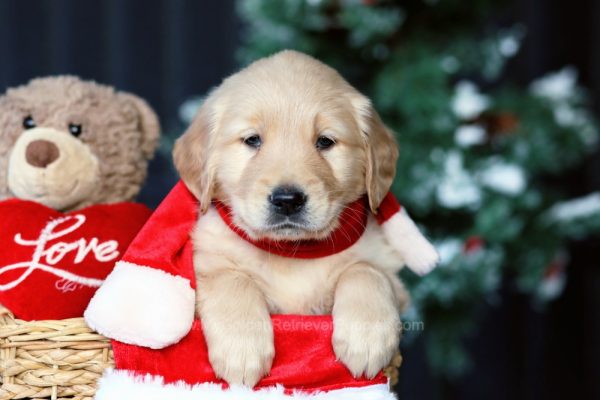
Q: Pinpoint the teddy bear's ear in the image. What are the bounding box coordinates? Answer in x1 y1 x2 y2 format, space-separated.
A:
0 94 25 126
0 94 29 151
119 93 161 160
0 94 29 200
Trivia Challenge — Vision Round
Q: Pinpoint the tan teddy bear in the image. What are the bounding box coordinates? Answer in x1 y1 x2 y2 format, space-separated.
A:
0 76 160 210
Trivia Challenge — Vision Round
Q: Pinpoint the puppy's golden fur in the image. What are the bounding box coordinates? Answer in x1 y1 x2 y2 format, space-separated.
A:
174 50 408 386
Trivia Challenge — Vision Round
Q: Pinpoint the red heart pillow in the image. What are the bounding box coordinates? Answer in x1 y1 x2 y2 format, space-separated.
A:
0 199 152 320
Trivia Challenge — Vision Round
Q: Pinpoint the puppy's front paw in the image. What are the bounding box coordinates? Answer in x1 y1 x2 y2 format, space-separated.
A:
205 317 274 387
333 309 400 378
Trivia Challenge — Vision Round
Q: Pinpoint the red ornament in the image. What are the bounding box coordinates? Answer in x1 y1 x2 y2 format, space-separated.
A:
463 235 484 253
470 112 519 137
0 199 151 320
543 255 567 279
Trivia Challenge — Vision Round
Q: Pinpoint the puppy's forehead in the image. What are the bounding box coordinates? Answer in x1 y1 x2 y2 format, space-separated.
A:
222 93 358 141
222 85 358 137
214 51 365 141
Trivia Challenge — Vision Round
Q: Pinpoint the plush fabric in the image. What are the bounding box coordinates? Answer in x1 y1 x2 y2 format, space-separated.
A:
84 261 196 349
95 370 395 400
373 192 401 224
0 199 151 320
85 181 198 347
381 209 439 275
98 315 393 399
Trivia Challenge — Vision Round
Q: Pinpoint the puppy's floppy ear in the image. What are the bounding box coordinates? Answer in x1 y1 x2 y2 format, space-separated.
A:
173 97 218 213
351 94 399 214
118 93 161 160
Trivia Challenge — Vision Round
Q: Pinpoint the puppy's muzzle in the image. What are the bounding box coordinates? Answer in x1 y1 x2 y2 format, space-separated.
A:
269 185 307 216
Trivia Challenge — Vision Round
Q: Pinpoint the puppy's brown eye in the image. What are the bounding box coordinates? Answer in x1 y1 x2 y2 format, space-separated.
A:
244 134 262 149
69 123 83 137
316 136 335 150
23 116 36 130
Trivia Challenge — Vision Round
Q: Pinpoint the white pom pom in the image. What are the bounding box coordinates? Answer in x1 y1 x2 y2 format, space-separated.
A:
381 209 439 275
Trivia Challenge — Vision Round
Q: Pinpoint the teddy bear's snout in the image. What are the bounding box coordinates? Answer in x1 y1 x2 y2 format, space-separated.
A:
25 139 60 168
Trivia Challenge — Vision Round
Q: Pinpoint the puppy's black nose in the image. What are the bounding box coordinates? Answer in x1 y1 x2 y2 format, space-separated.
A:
269 186 307 216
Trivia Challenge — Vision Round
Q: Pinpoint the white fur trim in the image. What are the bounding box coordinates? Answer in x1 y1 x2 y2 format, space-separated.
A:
84 261 195 349
95 369 397 400
382 210 439 275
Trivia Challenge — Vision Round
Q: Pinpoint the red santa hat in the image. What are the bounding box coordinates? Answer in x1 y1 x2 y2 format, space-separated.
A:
84 181 437 398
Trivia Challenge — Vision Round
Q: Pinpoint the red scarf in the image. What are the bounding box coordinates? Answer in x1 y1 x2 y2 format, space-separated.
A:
213 197 369 259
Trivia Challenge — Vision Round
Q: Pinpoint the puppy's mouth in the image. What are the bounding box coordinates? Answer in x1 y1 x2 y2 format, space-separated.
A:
265 220 312 236
259 213 340 241
227 198 344 241
269 222 305 231
235 215 334 242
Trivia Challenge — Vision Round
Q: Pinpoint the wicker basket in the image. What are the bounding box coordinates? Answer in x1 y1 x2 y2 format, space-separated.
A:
0 306 113 400
0 305 402 400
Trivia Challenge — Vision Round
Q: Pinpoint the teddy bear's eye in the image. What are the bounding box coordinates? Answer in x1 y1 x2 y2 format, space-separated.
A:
68 123 83 137
23 116 36 130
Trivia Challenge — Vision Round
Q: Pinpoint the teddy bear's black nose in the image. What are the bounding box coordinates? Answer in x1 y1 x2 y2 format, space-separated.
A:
269 186 307 216
25 140 60 168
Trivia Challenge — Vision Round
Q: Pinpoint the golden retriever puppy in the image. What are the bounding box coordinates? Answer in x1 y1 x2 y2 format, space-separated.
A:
174 50 411 387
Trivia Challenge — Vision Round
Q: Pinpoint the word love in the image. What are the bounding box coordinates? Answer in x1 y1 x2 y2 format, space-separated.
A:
0 214 119 292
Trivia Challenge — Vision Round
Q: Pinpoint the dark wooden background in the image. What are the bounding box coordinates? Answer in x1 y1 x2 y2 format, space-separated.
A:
0 1 598 399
